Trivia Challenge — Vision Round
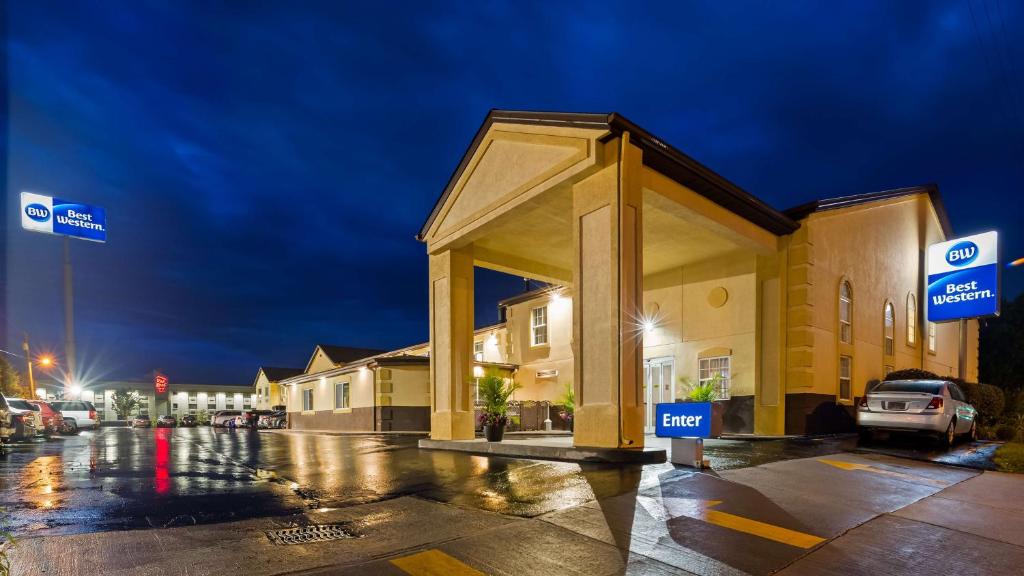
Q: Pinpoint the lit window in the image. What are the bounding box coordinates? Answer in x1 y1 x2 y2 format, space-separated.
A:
884 302 895 356
906 294 917 345
839 355 852 401
531 306 548 346
334 382 350 409
928 322 937 353
839 281 852 344
698 356 730 400
474 340 484 362
302 389 314 411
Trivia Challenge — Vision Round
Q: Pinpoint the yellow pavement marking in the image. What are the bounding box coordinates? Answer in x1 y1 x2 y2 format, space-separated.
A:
701 508 825 549
638 496 826 549
390 549 484 576
817 458 949 487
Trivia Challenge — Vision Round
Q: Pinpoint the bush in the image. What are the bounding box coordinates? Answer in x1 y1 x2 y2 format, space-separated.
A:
963 383 1005 425
996 424 1017 441
884 368 939 381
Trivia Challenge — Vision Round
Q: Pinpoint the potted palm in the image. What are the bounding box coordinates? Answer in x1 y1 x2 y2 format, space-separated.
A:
557 382 575 432
680 375 724 438
477 372 521 442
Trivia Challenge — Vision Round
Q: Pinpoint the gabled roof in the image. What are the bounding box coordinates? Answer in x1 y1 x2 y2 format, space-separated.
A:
317 345 386 365
258 366 304 383
784 184 952 237
417 110 799 240
303 344 387 374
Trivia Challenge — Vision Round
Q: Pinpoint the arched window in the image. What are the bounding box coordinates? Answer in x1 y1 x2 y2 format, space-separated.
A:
839 281 853 344
884 302 895 356
906 293 917 345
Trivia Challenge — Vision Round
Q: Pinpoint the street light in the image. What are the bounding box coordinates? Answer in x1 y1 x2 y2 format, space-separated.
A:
38 355 53 367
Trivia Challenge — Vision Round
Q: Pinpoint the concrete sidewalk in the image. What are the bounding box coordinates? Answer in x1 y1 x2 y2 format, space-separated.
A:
10 451 1023 575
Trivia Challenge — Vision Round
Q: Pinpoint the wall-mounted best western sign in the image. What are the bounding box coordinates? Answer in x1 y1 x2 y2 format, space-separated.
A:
21 191 107 243
926 231 999 322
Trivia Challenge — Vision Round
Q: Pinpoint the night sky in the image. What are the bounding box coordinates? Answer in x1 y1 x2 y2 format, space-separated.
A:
4 1 1023 384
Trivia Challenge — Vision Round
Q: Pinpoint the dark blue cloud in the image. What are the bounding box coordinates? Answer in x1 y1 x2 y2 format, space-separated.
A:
5 0 1023 383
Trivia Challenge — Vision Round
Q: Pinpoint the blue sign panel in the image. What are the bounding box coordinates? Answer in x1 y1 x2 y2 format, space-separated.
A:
926 231 998 322
20 192 107 243
655 402 712 438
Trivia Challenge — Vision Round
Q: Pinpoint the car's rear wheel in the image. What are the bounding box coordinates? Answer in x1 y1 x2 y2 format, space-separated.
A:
63 419 79 435
942 419 956 446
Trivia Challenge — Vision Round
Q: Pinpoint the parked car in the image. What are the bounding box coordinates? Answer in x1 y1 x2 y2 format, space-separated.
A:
50 400 99 432
243 410 274 428
857 379 977 445
26 400 64 436
131 415 152 428
6 398 41 440
0 393 14 446
258 410 287 429
212 410 242 427
156 414 177 428
179 414 198 427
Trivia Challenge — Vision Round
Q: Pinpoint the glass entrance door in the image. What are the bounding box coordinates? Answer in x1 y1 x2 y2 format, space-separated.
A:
643 357 675 433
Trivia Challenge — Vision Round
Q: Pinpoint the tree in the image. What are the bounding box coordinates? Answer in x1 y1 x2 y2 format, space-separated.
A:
111 390 141 420
979 293 1024 393
0 356 26 398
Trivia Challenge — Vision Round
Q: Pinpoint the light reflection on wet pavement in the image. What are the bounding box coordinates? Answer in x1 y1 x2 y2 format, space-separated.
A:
0 427 995 538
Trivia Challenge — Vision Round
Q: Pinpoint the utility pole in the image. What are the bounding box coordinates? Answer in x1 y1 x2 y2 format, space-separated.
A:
63 237 77 392
22 334 35 394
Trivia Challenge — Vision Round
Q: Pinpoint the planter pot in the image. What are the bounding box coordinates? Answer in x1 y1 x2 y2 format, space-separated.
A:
483 424 505 442
679 400 725 438
710 401 725 438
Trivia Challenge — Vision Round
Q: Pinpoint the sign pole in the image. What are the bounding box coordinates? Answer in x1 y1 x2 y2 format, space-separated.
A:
22 334 36 395
958 318 967 381
63 237 77 392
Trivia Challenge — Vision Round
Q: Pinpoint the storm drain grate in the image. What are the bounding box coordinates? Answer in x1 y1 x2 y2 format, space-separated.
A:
265 523 358 545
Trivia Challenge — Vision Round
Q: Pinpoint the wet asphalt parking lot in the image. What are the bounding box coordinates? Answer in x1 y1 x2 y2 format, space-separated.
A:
0 425 998 539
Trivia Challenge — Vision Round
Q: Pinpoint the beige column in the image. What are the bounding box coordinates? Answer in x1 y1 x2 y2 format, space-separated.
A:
428 246 476 440
571 135 644 449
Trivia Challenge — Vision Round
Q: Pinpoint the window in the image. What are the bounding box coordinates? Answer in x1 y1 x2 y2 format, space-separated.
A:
839 355 852 401
839 281 852 344
302 388 314 411
906 294 917 345
531 306 548 346
243 396 252 408
928 322 937 353
334 381 350 409
208 397 217 409
698 356 731 400
474 340 484 361
883 302 895 356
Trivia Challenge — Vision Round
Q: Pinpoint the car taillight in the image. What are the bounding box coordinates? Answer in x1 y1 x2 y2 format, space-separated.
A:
858 396 868 408
926 396 943 410
89 410 97 420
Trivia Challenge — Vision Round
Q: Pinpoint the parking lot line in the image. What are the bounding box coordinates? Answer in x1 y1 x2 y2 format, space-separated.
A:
817 458 949 487
638 496 826 549
390 549 484 576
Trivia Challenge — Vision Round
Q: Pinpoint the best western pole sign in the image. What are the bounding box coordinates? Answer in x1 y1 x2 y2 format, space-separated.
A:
927 231 999 322
21 191 107 242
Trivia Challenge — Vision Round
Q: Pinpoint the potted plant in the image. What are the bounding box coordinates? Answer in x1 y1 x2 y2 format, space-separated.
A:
477 372 521 442
680 375 724 438
557 382 575 432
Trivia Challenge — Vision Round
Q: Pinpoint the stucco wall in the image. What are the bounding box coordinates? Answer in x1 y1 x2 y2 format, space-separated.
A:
784 193 979 434
642 253 758 401
504 292 574 402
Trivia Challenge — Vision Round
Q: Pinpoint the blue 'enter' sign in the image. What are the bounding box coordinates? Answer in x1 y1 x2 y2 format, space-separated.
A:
655 402 712 438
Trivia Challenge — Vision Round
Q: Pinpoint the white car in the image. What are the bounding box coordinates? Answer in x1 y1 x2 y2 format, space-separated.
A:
49 400 100 432
0 393 14 445
857 379 977 445
212 410 242 427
